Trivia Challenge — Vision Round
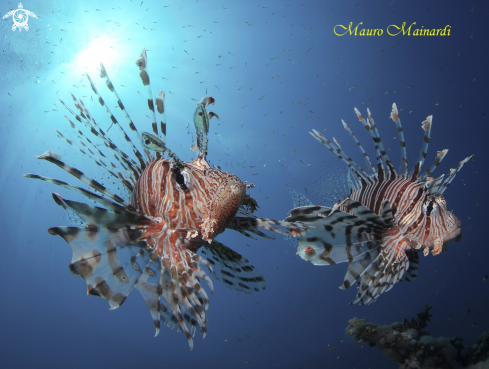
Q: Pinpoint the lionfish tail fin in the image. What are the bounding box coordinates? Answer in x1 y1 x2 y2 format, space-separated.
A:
200 241 266 293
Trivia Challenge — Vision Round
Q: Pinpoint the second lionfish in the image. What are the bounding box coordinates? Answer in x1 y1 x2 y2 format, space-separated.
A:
25 49 294 349
286 103 474 305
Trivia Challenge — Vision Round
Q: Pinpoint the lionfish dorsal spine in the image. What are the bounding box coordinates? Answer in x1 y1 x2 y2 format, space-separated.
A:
136 48 167 144
390 103 409 175
364 107 397 178
419 148 448 182
193 104 210 159
85 71 152 167
35 151 131 207
354 107 386 178
140 132 185 168
53 126 135 193
310 129 372 184
412 115 433 180
57 99 142 188
60 89 143 174
23 169 141 218
341 119 378 180
434 154 475 195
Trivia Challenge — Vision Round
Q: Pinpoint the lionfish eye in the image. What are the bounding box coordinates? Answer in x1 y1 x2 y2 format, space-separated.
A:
173 168 188 190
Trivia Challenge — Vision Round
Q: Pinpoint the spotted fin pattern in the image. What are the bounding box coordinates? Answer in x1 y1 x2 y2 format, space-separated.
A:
285 202 410 305
46 192 213 350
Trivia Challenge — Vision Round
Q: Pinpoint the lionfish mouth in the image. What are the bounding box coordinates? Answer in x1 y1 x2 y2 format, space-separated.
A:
444 217 463 244
201 180 246 242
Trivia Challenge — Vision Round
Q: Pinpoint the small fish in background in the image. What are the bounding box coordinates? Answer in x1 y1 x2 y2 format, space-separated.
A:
285 103 474 305
24 49 300 350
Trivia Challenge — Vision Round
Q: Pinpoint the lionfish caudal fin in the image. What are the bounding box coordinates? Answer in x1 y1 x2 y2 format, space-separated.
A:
285 103 474 304
23 49 238 349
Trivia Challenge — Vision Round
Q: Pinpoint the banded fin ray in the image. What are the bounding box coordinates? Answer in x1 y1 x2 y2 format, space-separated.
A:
47 196 214 350
285 204 390 267
54 126 135 192
200 241 266 294
228 216 307 239
85 72 153 165
411 115 433 180
362 107 396 177
286 103 473 305
35 151 131 208
400 251 419 283
51 193 150 227
58 96 144 180
341 120 377 179
351 226 410 304
310 129 372 184
24 174 139 217
135 48 165 142
389 103 408 174
49 225 148 310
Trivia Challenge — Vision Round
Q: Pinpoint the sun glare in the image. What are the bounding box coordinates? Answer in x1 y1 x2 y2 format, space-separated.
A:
73 35 121 75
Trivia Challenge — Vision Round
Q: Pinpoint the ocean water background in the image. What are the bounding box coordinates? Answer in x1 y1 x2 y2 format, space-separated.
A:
0 0 487 368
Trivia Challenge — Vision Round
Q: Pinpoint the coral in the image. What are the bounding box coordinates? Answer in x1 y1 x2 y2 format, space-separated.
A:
346 305 489 369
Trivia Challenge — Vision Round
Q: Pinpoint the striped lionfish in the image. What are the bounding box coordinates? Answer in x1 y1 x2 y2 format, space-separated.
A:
285 103 474 305
24 49 293 349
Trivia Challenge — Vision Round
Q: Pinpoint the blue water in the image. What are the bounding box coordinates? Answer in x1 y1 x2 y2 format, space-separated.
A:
1 0 487 368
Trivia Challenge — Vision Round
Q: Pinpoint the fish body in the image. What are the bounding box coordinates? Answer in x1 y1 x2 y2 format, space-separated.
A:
286 103 473 305
131 156 247 243
25 49 293 349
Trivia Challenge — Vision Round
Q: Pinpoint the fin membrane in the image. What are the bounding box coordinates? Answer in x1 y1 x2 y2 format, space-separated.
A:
200 240 266 294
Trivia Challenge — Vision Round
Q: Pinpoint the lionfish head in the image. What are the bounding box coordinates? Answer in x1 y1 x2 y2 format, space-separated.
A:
173 162 246 243
422 194 462 245
200 171 246 243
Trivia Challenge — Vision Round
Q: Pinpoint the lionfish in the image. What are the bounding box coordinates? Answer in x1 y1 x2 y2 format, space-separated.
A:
285 103 474 305
24 49 293 349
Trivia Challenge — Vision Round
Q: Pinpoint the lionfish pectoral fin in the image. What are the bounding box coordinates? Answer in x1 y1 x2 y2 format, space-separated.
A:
352 227 410 305
285 205 386 266
48 226 149 310
51 193 151 228
48 195 204 349
400 251 419 283
133 251 208 349
285 205 407 300
200 240 266 294
228 216 294 238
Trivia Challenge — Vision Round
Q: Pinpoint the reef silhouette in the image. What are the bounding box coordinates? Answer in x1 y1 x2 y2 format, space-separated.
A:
346 305 489 368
